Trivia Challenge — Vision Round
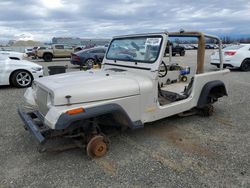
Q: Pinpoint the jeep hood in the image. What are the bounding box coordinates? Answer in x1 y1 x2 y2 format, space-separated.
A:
34 70 143 105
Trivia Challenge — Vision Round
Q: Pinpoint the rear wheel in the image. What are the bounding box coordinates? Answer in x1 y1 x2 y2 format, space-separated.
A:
11 70 33 88
43 53 53 62
180 50 185 56
240 59 250 71
198 104 214 117
181 75 188 82
85 58 95 68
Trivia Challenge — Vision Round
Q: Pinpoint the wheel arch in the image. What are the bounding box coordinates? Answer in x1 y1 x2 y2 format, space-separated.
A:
241 58 250 65
197 80 227 108
85 57 95 63
9 69 34 85
43 52 54 58
55 103 143 130
242 57 250 61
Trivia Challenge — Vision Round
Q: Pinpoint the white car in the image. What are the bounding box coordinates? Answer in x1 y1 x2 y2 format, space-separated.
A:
0 50 28 60
0 56 43 88
211 44 250 71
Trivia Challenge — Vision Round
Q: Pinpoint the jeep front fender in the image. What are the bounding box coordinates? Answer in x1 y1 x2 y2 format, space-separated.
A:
54 103 143 130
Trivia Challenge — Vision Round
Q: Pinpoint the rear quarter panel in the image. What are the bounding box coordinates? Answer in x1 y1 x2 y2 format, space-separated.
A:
147 69 230 123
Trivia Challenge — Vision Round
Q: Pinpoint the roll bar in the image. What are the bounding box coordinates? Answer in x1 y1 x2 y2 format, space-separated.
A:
168 31 224 74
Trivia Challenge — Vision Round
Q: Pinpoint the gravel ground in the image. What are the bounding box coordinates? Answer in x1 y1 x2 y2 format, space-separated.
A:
0 50 249 187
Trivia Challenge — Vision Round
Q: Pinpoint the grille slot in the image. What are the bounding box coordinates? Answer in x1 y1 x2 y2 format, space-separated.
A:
36 87 49 116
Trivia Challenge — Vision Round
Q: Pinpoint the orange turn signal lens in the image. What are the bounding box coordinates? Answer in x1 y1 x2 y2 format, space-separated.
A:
66 107 84 115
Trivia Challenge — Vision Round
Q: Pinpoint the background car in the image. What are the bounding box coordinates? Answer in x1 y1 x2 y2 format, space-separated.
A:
71 47 107 68
205 44 215 49
32 46 49 59
165 43 185 56
25 48 33 57
211 44 250 71
183 44 194 50
74 44 96 52
0 56 43 87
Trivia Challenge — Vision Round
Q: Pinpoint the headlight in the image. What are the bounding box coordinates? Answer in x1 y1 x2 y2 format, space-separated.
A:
47 92 54 107
31 67 43 71
23 53 28 58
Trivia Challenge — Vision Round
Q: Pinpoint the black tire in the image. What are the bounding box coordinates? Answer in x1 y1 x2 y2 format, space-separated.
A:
43 53 53 62
11 70 33 88
240 59 250 71
180 50 185 56
85 58 95 68
198 104 214 117
172 53 176 56
181 75 188 82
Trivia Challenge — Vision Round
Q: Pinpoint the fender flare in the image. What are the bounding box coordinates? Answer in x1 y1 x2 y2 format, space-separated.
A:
197 80 227 108
55 103 142 130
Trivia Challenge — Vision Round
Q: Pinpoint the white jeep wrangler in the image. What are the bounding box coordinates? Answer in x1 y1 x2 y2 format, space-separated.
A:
18 31 229 158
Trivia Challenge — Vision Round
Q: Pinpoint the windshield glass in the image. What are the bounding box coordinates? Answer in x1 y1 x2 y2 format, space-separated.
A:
106 36 162 63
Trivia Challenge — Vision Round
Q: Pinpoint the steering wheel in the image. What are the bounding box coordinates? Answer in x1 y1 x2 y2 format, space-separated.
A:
158 61 168 78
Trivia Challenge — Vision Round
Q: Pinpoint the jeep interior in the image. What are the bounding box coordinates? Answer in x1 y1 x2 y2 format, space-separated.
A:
158 32 224 106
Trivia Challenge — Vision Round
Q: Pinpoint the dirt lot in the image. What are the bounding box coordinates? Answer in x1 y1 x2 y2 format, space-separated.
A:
0 50 250 187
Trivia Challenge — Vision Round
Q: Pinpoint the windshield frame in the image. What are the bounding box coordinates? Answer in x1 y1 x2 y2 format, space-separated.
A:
105 35 163 64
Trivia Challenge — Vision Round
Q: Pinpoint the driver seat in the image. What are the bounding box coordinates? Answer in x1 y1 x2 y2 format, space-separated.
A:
158 77 194 102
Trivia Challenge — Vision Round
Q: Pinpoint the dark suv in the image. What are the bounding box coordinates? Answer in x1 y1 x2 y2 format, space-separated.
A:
165 43 185 56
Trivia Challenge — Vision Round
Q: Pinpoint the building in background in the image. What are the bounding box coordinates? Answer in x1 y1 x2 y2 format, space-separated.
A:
52 37 110 46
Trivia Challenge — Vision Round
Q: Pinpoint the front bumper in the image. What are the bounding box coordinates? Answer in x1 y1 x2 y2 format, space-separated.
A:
211 63 234 68
18 108 50 144
32 70 44 79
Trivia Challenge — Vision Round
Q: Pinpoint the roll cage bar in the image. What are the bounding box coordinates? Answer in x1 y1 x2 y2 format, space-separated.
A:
168 31 224 74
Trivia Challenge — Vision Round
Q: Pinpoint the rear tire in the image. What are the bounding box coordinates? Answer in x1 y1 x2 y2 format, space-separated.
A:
180 50 185 56
198 104 214 117
85 58 95 68
11 70 33 88
172 53 176 56
43 53 53 62
181 75 188 82
240 59 250 71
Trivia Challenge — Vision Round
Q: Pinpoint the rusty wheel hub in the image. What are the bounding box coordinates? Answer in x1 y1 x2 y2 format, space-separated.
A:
86 135 108 158
208 105 214 115
201 104 214 116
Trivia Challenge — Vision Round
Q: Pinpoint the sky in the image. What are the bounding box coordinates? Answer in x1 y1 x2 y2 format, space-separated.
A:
0 0 250 42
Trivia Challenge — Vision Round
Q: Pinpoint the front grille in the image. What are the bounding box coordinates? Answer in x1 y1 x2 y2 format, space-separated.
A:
36 86 49 116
